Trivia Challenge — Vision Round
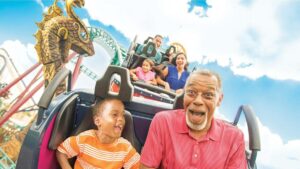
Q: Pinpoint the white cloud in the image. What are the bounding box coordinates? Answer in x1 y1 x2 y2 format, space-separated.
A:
66 41 112 89
239 118 300 169
0 40 38 75
85 0 300 81
82 18 91 27
0 40 41 103
35 0 48 13
212 107 300 168
215 107 300 168
0 37 113 106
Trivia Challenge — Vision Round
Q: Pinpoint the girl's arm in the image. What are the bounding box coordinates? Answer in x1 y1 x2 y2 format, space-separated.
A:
147 78 157 85
129 68 138 81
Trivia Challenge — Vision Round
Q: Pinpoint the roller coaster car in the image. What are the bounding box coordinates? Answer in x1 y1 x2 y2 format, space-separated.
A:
119 36 179 103
122 36 176 69
16 66 260 169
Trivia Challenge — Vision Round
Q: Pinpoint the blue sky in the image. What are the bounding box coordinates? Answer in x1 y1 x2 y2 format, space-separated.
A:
1 0 300 168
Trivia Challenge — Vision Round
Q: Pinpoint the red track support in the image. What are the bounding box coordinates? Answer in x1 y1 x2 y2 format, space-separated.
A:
66 52 77 61
16 67 43 101
0 81 44 126
71 56 83 89
0 52 79 127
0 62 40 96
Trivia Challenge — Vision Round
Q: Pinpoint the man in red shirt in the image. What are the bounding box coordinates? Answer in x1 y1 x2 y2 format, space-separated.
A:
140 69 247 169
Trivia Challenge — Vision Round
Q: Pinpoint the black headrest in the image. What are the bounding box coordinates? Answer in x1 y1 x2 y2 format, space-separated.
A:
143 37 153 44
71 109 135 147
173 93 184 109
141 42 157 58
165 45 176 56
94 65 134 102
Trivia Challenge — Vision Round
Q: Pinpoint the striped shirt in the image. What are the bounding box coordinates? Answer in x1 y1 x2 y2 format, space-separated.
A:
141 109 247 169
57 129 140 169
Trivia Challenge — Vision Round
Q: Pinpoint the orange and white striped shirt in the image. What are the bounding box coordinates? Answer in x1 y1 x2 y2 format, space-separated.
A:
57 129 140 169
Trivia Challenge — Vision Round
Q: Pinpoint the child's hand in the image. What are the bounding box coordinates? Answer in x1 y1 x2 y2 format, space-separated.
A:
175 89 183 95
164 82 171 91
132 74 138 81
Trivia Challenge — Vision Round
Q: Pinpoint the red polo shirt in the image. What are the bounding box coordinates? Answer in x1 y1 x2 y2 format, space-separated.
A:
141 109 247 169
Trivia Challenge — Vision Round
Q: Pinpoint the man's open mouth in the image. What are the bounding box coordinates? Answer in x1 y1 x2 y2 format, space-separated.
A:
189 109 206 116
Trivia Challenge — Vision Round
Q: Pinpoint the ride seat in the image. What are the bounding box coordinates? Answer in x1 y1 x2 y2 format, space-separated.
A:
48 94 79 150
141 42 157 58
48 66 136 151
129 41 157 69
161 45 176 63
48 100 136 151
173 93 184 109
143 37 153 44
71 109 135 145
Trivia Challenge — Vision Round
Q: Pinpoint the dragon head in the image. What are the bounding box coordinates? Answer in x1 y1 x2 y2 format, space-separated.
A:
65 0 94 56
71 38 95 56
70 0 85 8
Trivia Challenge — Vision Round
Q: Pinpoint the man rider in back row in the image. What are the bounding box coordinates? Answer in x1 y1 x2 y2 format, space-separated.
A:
136 34 163 65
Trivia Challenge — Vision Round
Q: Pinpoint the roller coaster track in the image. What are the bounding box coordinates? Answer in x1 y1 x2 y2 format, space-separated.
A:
70 27 128 81
88 27 127 66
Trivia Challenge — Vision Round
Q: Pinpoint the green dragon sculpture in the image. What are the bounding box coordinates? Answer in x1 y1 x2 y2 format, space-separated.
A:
35 0 94 94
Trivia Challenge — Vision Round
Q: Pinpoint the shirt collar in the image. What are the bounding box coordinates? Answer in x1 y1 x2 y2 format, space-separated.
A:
175 110 221 141
206 118 221 141
175 109 189 134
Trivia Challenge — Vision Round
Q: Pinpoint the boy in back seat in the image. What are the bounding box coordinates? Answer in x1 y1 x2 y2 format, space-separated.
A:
56 98 140 169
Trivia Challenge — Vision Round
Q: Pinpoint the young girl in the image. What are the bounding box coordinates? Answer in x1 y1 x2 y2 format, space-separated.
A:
130 59 157 85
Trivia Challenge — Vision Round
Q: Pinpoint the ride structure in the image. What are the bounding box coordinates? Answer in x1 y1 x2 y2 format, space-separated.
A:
0 25 126 168
0 0 124 167
1 0 261 168
16 65 261 169
35 0 94 95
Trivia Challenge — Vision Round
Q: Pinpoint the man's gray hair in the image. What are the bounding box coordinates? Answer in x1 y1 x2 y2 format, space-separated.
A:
185 69 222 90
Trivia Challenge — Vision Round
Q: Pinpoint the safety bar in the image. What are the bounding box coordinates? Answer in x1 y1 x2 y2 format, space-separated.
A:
133 81 176 98
36 68 72 125
233 105 261 169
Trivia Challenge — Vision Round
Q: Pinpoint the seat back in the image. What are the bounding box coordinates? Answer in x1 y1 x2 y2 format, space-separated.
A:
173 93 184 109
71 109 135 146
49 66 135 150
95 65 133 102
94 65 137 148
48 94 79 150
143 37 153 44
141 42 157 58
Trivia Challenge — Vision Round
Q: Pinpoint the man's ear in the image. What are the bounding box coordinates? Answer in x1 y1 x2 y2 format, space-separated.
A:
216 92 223 107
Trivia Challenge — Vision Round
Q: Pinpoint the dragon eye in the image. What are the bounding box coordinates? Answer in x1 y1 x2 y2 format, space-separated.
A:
80 31 87 39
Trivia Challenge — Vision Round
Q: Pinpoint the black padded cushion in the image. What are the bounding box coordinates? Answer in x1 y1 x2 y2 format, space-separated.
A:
71 110 135 147
165 45 176 56
143 37 153 44
48 94 78 150
173 93 184 109
141 42 157 58
95 66 134 102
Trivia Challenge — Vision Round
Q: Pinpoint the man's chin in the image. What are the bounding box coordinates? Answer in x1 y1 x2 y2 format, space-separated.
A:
186 113 207 131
